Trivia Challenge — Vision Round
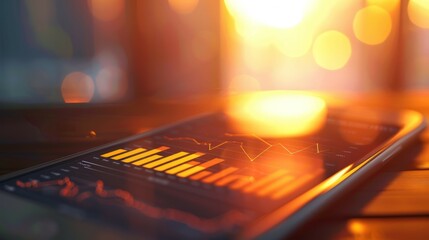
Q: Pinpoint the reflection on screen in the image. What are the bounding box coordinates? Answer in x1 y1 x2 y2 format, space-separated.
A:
0 113 399 238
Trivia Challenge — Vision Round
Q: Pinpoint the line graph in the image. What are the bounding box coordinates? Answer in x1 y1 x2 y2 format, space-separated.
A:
16 178 250 233
164 133 327 161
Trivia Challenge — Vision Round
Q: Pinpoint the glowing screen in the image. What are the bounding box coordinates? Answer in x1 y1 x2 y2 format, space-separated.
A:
0 112 399 238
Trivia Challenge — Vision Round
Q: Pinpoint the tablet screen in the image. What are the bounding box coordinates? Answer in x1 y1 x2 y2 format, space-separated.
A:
0 112 400 238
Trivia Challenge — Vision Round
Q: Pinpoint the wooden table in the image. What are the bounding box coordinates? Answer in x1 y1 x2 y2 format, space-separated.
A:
1 91 428 239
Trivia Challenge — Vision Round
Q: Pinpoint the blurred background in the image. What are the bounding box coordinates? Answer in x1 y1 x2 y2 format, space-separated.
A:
2 2 429 238
1 0 429 104
222 0 429 92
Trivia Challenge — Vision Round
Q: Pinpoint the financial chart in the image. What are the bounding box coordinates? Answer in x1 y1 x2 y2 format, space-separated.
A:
0 113 399 238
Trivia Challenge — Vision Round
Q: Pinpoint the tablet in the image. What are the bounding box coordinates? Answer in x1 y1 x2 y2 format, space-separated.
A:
0 105 425 239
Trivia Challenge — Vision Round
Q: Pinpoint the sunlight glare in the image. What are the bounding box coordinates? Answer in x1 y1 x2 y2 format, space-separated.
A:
275 28 313 57
226 91 327 138
225 0 315 29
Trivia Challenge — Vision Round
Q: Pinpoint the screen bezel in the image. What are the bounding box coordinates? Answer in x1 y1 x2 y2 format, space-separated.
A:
0 107 425 239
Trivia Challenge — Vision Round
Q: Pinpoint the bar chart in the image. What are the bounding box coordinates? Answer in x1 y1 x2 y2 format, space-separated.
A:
99 146 320 200
1 112 399 238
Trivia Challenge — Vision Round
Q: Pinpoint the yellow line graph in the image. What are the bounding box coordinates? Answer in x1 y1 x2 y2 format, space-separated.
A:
164 133 327 162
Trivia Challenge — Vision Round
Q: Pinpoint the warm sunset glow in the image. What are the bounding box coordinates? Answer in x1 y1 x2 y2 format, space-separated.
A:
353 6 392 45
225 0 315 29
234 20 276 46
408 0 429 29
168 0 199 15
61 72 95 103
89 0 125 22
275 28 313 57
226 91 327 138
313 31 352 70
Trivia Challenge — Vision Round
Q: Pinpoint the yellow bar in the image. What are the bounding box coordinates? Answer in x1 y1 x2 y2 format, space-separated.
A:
166 161 200 175
112 148 146 160
215 174 250 187
272 169 325 200
190 170 212 180
243 170 287 193
230 176 255 189
272 174 315 200
101 149 127 158
143 152 189 169
202 167 238 183
155 152 204 171
122 146 169 163
132 154 163 166
256 175 294 197
177 158 224 178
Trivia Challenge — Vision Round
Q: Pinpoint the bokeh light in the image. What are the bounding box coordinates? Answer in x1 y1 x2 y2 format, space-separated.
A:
226 91 327 138
89 0 125 22
95 67 127 101
408 0 429 29
347 220 369 236
168 0 199 15
366 0 400 12
61 72 95 103
224 0 314 29
313 31 352 70
222 0 403 92
353 6 392 45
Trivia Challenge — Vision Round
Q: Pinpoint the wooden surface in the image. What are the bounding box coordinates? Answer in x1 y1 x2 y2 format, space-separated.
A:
1 91 429 239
